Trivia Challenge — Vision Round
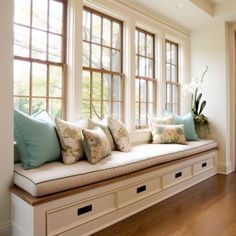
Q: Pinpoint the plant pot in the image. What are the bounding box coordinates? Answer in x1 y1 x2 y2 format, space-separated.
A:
195 124 208 139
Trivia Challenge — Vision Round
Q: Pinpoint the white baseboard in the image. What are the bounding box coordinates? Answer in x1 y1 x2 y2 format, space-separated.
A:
0 222 11 236
217 161 234 175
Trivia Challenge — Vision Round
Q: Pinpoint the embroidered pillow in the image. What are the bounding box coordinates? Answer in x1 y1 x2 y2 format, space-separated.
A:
106 117 131 152
88 119 116 150
14 109 61 169
82 127 111 164
152 124 187 144
149 114 174 132
55 118 84 165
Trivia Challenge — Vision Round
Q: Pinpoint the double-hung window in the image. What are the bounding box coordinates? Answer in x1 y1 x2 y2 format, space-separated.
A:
82 7 124 120
165 39 180 114
13 0 67 118
135 28 156 128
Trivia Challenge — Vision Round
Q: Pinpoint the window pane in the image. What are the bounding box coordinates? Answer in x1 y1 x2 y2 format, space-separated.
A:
14 97 29 114
112 22 121 49
171 65 177 82
148 81 154 103
32 29 47 60
148 103 154 116
166 64 171 81
135 102 139 124
166 103 172 113
32 63 47 97
103 74 112 100
166 84 171 103
91 44 101 68
113 75 121 101
141 102 147 124
32 0 48 31
171 44 177 65
139 56 145 77
113 102 121 120
83 10 91 41
166 42 171 63
82 71 90 100
92 101 101 120
103 101 111 117
48 34 62 62
135 79 140 102
147 35 153 58
83 42 90 67
31 98 46 114
14 0 31 26
14 60 30 96
146 58 153 78
172 85 179 103
139 32 145 56
49 65 62 97
92 72 101 100
49 99 62 118
14 25 30 57
92 14 101 44
102 47 111 70
103 18 111 47
112 50 120 72
49 0 63 34
82 100 90 119
140 79 147 102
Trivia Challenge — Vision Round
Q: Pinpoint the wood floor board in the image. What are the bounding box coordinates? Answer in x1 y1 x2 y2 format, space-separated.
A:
93 173 236 236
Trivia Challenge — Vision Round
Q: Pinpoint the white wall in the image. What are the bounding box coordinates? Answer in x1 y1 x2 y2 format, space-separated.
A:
0 0 13 235
190 22 232 174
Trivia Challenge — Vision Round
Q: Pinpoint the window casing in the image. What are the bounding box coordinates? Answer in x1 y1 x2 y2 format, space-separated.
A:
135 28 156 129
82 7 124 121
165 40 180 114
13 0 67 118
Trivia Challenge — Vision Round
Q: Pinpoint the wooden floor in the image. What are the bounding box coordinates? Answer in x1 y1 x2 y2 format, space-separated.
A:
93 172 236 236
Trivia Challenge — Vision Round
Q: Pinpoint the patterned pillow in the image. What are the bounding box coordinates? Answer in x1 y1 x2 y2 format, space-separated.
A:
106 117 131 152
149 115 174 132
55 118 84 165
82 127 112 164
152 124 187 144
88 119 116 150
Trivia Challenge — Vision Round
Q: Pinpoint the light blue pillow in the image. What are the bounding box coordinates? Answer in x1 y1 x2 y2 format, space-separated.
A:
173 112 198 141
14 109 61 169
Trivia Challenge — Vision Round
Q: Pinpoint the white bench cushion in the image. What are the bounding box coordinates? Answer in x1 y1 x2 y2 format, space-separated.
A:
13 139 217 197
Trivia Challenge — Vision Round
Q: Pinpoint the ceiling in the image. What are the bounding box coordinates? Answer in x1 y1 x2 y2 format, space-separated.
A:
130 0 236 30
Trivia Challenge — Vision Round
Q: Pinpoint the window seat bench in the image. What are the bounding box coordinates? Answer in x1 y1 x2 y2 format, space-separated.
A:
10 139 218 236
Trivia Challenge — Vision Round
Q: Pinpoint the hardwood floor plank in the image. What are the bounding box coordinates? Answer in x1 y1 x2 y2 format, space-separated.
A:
93 173 236 236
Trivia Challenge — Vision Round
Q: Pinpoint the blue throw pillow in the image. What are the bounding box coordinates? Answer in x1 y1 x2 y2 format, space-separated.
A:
14 109 61 169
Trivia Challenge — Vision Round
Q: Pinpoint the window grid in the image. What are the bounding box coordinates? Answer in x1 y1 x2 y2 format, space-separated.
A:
82 6 124 121
135 27 156 129
13 0 67 118
165 39 180 114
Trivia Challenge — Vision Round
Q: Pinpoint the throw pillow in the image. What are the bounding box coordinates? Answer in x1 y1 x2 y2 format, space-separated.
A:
106 117 132 152
55 118 84 165
82 127 111 164
14 109 61 169
149 114 174 132
152 124 187 144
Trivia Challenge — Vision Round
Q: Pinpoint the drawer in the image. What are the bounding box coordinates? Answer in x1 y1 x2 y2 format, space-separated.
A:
162 166 192 189
193 157 214 176
47 193 116 235
117 177 161 208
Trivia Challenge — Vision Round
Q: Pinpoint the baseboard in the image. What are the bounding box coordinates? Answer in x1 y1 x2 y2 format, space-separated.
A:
217 161 233 175
0 222 11 236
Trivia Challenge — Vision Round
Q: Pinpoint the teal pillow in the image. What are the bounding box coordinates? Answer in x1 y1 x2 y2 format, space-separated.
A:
14 109 61 169
173 112 198 141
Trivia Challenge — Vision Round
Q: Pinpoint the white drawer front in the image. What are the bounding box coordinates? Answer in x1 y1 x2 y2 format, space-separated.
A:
163 166 192 189
117 177 161 208
47 193 116 235
193 157 214 176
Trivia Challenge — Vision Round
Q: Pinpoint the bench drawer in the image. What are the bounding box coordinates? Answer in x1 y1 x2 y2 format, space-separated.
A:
47 193 116 235
162 166 192 189
117 177 161 208
193 157 214 175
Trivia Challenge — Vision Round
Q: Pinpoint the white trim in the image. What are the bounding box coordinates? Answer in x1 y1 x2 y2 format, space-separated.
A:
0 222 11 236
217 161 233 175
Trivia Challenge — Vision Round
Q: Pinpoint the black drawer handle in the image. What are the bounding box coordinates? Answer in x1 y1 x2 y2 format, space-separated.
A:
77 204 92 216
137 185 146 194
202 162 207 168
175 172 182 178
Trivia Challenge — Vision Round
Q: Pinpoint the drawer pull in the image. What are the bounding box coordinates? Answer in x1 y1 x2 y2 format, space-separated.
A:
137 185 146 194
202 162 207 168
175 172 182 178
77 204 92 216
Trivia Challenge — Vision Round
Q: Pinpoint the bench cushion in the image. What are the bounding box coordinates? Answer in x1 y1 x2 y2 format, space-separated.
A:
13 139 217 197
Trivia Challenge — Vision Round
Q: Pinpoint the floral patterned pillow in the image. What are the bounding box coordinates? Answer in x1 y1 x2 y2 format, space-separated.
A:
152 124 187 144
82 127 112 164
55 118 84 165
149 114 174 132
106 117 131 152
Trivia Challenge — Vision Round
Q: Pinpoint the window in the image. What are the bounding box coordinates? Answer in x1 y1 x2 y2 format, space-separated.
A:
13 0 67 118
135 28 156 128
82 7 124 120
165 40 179 114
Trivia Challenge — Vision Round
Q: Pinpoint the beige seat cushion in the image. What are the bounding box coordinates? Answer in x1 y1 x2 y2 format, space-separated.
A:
13 139 218 197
